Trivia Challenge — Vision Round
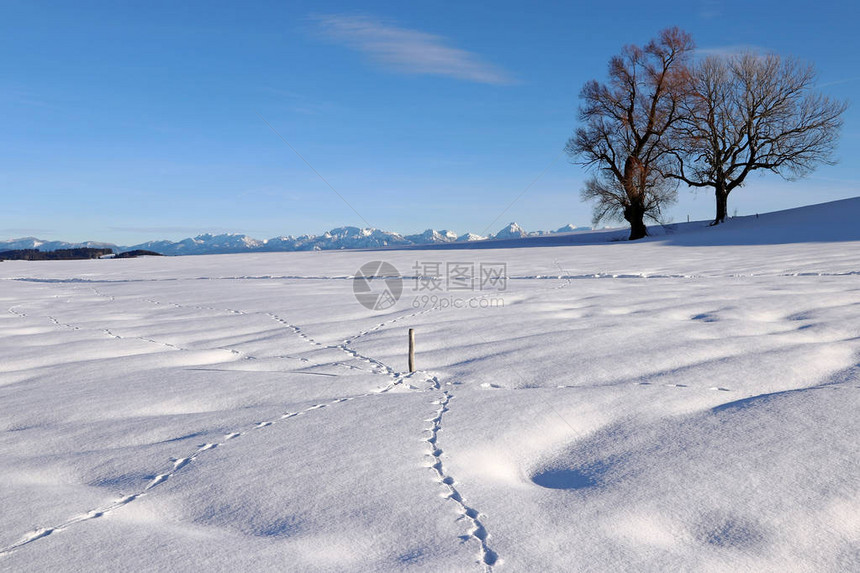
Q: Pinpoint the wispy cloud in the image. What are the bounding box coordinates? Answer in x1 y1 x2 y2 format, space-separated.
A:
696 44 772 57
819 76 860 89
0 228 53 236
699 0 723 20
257 86 341 115
312 14 514 85
106 226 230 235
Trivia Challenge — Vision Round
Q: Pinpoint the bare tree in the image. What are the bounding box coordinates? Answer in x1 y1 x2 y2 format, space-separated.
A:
566 27 695 240
668 52 847 225
580 167 678 229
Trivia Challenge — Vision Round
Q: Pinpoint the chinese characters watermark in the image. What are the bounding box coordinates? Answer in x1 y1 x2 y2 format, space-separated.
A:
354 260 507 311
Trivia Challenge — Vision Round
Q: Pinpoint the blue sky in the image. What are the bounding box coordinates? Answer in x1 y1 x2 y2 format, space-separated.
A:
2 0 858 244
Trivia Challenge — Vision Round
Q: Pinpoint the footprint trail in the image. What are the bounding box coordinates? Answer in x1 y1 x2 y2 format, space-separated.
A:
425 391 498 572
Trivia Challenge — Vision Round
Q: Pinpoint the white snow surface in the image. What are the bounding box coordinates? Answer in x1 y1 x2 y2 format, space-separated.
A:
1 204 859 571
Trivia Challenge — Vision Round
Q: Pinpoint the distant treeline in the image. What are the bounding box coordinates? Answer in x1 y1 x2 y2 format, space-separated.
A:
115 250 163 259
0 248 163 261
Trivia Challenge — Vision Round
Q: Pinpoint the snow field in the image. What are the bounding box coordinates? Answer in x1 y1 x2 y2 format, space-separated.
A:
1 225 859 571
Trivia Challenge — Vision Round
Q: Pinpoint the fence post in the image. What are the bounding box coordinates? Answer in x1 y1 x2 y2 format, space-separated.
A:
408 328 415 373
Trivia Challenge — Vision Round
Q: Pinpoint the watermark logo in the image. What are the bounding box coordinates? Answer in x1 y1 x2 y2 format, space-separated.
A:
353 261 403 310
355 260 507 311
412 261 507 292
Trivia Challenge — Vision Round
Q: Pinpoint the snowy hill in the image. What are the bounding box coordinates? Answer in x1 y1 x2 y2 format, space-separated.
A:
659 197 860 245
397 197 860 250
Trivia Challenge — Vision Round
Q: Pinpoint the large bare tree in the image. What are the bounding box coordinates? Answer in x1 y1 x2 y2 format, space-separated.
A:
668 52 847 225
567 28 695 240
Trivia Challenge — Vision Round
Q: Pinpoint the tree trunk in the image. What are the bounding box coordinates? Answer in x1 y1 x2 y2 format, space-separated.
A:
624 204 648 240
621 157 649 240
711 185 729 226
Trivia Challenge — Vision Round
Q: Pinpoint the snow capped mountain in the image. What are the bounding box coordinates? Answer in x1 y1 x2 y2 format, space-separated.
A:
555 224 592 233
263 235 301 251
306 227 411 250
491 222 528 240
0 237 48 250
131 234 264 255
1 222 591 256
457 232 487 242
404 229 459 244
0 237 120 252
190 233 265 251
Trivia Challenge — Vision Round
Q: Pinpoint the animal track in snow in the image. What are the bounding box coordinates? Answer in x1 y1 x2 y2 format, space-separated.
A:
48 316 80 331
0 378 427 559
345 305 438 345
7 305 28 318
128 293 409 384
89 286 115 302
117 292 421 394
80 291 261 360
0 435 216 559
12 286 188 353
265 312 409 393
424 391 498 571
0 292 438 558
26 307 187 353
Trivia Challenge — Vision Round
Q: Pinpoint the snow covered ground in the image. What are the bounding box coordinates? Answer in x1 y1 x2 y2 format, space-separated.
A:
1 203 859 571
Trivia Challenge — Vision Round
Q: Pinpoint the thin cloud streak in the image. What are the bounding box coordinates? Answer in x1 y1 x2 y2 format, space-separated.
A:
698 0 723 20
313 14 514 85
0 228 53 236
819 76 860 89
106 226 234 234
695 44 772 57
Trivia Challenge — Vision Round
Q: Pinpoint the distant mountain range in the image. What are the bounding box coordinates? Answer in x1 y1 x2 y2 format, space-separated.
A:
0 223 592 256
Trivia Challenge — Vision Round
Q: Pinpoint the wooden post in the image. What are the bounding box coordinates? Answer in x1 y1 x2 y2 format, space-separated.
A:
408 328 416 373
